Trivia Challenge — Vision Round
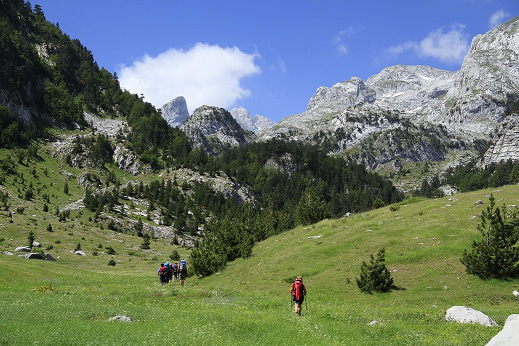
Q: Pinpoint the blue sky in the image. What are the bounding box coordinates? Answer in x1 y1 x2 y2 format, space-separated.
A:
34 0 517 122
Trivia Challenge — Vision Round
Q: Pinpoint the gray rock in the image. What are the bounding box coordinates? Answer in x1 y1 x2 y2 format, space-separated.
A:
445 306 498 327
367 320 378 326
4 251 14 256
486 314 519 346
181 106 255 155
109 315 133 323
32 241 41 248
513 290 519 297
474 200 484 205
15 246 32 252
24 252 45 259
74 250 87 256
230 107 274 134
161 96 190 128
45 253 56 261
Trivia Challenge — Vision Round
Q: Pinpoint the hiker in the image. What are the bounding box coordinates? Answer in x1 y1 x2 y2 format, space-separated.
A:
172 262 179 280
164 262 173 284
290 276 306 316
179 259 187 287
158 263 168 286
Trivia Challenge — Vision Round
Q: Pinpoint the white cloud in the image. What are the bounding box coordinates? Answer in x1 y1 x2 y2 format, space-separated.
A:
488 10 511 29
333 27 355 55
384 25 469 64
118 43 261 113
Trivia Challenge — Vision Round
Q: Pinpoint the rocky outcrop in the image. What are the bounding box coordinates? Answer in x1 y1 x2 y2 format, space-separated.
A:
445 306 498 327
230 107 274 134
483 115 519 166
161 96 190 128
486 314 519 346
181 106 255 154
113 144 152 175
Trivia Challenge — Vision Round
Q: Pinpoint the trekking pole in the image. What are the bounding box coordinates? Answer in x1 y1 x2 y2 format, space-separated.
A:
305 294 309 315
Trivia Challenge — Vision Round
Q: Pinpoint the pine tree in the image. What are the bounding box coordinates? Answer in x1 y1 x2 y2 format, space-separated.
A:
140 234 150 250
27 231 35 248
356 248 394 293
295 186 328 226
460 195 519 279
64 182 69 194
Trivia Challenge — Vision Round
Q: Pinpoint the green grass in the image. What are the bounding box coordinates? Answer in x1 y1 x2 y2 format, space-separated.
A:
1 182 519 344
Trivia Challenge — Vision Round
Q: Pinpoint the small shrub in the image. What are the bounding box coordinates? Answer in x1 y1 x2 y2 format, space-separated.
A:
108 259 116 266
74 243 82 251
140 234 150 250
16 207 25 214
45 245 53 250
55 240 61 244
461 195 519 279
46 224 53 232
43 203 49 212
33 285 56 292
390 205 400 212
27 231 35 248
92 250 98 256
169 250 180 261
356 248 394 294
372 197 385 209
97 243 103 249
0 237 4 242
105 246 116 255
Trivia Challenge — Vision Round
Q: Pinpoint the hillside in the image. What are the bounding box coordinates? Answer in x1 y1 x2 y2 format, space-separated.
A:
1 185 518 345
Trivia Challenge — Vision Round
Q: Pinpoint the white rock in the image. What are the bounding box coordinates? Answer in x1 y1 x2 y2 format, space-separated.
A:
32 241 41 247
4 251 14 256
445 306 498 327
307 235 322 239
486 314 519 346
15 246 32 252
367 320 378 326
109 315 133 323
161 96 190 128
513 290 519 297
74 251 87 256
474 200 483 205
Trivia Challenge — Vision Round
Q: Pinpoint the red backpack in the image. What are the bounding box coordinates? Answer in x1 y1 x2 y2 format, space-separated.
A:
292 280 305 300
159 266 167 276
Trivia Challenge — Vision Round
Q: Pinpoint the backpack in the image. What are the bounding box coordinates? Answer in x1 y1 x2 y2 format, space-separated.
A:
159 266 167 276
180 260 187 273
293 280 304 300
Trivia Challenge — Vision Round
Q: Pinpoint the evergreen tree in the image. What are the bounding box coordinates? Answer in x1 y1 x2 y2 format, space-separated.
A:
356 248 394 293
460 195 519 279
295 186 328 226
27 231 35 248
75 243 81 251
63 182 69 194
140 234 150 250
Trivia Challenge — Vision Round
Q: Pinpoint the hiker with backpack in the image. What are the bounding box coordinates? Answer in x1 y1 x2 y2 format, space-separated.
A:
179 259 187 287
164 262 173 284
172 262 179 281
290 276 307 316
158 263 168 286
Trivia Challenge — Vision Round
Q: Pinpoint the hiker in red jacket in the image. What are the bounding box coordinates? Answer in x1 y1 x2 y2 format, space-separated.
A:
290 276 306 315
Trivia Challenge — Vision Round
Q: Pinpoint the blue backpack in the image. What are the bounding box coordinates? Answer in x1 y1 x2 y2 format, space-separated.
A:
180 260 187 273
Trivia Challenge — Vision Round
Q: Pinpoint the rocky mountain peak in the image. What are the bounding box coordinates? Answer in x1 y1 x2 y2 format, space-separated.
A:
230 107 274 134
160 96 190 128
181 105 255 154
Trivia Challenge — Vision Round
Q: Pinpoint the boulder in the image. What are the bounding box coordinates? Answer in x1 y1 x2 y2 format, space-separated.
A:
367 320 378 326
15 246 32 252
45 253 56 261
32 241 41 248
445 306 497 327
486 314 519 346
513 290 519 297
474 200 483 205
74 250 87 256
4 251 14 256
109 315 132 323
24 252 45 259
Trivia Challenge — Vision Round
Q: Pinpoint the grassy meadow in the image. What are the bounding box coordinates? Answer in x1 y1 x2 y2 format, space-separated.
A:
1 184 519 345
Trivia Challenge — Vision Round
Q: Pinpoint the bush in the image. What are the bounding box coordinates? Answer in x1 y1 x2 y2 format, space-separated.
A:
92 250 98 256
140 234 150 250
461 195 519 279
46 224 53 232
169 250 180 261
108 259 116 266
390 205 400 212
356 248 394 294
74 243 82 251
372 197 385 209
27 231 35 248
105 246 116 255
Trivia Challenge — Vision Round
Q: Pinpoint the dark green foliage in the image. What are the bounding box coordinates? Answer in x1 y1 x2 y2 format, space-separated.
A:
63 182 69 194
27 231 35 248
108 259 116 266
390 205 400 212
46 224 53 232
169 250 180 261
371 197 385 209
140 234 150 250
356 248 394 293
460 195 519 279
445 160 519 193
295 186 328 225
105 246 116 255
74 243 81 251
43 203 48 212
415 174 443 198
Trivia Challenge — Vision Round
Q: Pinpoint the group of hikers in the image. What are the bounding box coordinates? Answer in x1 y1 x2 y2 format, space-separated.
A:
157 262 307 315
158 260 188 287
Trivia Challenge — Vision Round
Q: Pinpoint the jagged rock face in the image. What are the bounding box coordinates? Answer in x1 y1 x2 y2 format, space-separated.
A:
229 107 274 133
113 144 152 175
261 18 519 173
160 96 190 128
483 115 519 166
181 105 255 154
